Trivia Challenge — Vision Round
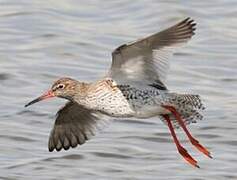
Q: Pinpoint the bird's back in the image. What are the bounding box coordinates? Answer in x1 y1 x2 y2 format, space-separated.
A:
84 79 168 118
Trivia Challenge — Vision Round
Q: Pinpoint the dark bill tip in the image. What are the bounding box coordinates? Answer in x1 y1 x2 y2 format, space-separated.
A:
25 90 54 107
25 97 43 107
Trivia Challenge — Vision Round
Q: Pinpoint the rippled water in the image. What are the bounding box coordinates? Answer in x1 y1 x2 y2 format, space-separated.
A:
0 0 237 179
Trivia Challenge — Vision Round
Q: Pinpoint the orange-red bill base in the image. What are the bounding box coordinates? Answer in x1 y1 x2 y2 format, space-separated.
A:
25 90 55 107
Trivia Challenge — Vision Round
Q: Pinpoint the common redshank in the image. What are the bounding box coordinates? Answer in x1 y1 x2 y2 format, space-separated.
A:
25 18 212 168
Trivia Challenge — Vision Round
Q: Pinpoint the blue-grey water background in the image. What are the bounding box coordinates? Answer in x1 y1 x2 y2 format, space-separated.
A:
0 0 237 179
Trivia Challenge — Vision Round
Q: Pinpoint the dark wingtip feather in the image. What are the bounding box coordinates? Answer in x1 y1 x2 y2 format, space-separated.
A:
174 17 197 40
178 17 196 27
183 17 191 22
48 148 54 152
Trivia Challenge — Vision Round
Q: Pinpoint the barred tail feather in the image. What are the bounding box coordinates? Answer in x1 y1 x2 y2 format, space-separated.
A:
160 93 205 129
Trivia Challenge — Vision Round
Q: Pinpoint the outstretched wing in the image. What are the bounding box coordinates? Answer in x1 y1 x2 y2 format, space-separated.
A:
48 102 106 152
109 18 196 88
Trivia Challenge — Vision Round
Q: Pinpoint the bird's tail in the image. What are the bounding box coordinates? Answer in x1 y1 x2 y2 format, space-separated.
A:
160 93 205 129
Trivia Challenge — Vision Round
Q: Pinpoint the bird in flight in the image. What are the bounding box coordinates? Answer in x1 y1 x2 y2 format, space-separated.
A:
25 18 212 168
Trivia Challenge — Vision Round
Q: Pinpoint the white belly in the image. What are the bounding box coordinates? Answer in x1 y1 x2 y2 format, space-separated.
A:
133 105 170 118
97 89 168 118
86 80 168 118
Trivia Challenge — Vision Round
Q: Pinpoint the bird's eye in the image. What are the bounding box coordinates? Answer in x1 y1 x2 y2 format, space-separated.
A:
57 84 65 89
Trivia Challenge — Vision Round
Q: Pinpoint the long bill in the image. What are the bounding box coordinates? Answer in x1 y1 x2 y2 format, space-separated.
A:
25 90 55 107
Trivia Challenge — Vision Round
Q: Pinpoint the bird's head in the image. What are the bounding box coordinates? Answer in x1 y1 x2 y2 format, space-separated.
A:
25 77 79 107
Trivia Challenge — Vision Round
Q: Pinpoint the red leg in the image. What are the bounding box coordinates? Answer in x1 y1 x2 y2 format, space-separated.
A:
163 114 200 168
163 105 212 158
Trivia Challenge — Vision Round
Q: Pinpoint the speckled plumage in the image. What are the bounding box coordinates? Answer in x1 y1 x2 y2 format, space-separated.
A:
25 18 211 167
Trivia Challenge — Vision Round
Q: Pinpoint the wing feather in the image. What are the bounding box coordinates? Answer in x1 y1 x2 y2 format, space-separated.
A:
48 102 107 152
109 18 196 86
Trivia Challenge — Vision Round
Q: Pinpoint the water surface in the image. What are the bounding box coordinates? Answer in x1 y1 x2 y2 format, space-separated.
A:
0 0 237 179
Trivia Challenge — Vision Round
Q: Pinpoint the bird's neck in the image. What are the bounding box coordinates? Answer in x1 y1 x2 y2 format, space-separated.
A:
73 80 105 110
72 82 95 108
77 82 91 96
